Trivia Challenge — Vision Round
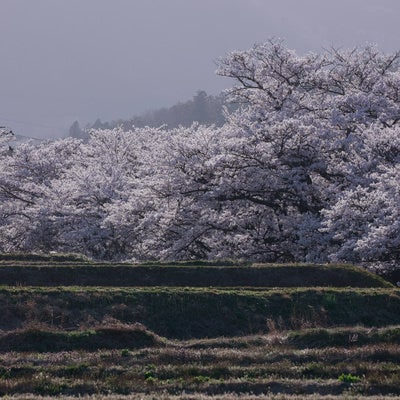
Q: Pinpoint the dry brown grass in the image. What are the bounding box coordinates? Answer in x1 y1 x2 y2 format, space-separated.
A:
0 260 398 398
0 329 399 397
2 394 400 399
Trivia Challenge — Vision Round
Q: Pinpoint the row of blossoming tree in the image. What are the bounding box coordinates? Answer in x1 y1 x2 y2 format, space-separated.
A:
1 41 399 269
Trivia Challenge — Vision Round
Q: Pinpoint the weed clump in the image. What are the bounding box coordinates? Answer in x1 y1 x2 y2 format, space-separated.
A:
339 372 362 383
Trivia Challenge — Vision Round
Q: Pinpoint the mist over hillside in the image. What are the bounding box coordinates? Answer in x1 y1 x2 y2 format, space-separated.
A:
67 91 234 140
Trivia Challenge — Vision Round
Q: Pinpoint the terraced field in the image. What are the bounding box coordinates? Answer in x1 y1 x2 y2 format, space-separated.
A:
0 258 399 399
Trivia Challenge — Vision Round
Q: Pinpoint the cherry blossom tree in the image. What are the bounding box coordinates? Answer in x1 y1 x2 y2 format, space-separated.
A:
322 125 400 266
0 41 399 267
0 138 82 252
213 40 400 262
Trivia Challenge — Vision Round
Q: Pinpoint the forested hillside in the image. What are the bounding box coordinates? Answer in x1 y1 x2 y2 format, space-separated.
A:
68 91 231 140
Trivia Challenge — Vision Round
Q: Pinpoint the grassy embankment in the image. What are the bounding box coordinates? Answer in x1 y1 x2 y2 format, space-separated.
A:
0 256 399 398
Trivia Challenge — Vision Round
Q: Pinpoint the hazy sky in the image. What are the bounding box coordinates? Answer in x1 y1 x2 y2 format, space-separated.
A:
2 0 400 138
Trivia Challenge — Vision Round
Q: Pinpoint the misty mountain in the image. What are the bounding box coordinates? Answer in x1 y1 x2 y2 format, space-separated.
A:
68 91 234 139
1 130 44 148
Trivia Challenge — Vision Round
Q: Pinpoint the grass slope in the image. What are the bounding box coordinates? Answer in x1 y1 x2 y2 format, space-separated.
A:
0 287 399 338
0 259 398 398
0 263 392 287
0 323 164 352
